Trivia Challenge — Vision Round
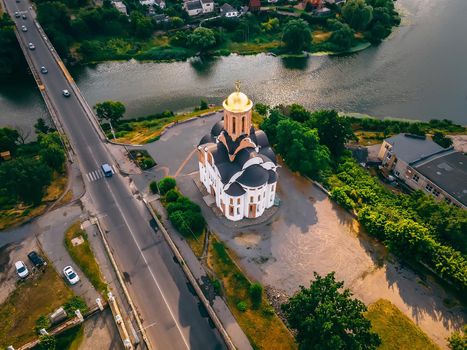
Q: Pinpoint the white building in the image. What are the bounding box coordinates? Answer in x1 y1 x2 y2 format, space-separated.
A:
112 0 128 15
200 0 214 13
185 0 203 16
220 3 239 17
140 0 165 8
198 86 279 221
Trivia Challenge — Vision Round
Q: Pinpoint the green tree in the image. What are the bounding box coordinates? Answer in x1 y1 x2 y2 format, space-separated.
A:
36 1 72 56
255 103 269 116
0 127 20 153
282 19 311 52
188 27 216 53
288 104 310 123
408 122 425 136
199 100 208 110
0 13 25 78
130 11 153 38
275 118 330 179
0 157 52 205
307 110 355 157
40 144 65 171
328 19 355 50
35 118 52 134
282 272 381 350
341 0 374 31
249 283 263 308
432 131 453 148
94 101 126 124
158 177 177 195
38 334 56 350
448 325 467 350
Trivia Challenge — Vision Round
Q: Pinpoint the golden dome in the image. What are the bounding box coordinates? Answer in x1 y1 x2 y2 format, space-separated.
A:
223 91 253 113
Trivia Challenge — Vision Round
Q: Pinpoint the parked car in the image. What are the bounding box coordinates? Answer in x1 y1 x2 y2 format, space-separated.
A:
40 66 48 74
15 261 29 278
63 265 80 285
28 251 46 268
22 14 27 19
62 89 70 97
28 42 35 50
21 25 27 32
14 11 20 18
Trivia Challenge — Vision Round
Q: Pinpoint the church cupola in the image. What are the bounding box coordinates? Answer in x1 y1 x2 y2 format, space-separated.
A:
222 81 253 141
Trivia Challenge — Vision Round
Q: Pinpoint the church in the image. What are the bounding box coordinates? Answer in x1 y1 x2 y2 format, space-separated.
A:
197 84 278 221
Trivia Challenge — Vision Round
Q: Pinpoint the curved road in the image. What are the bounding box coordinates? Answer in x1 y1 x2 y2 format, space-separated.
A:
3 1 225 349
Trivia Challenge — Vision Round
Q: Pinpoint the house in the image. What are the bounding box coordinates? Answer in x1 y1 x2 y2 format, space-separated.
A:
112 0 128 15
152 14 170 23
154 0 166 9
378 133 467 208
185 0 203 16
248 0 261 12
198 85 279 221
140 0 166 9
220 3 239 17
200 0 214 13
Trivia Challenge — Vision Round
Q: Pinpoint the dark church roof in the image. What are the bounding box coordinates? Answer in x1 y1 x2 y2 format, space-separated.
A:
259 146 276 164
217 162 241 183
225 182 246 196
268 169 277 184
236 164 269 187
198 134 215 146
211 142 230 164
255 130 269 148
211 120 224 137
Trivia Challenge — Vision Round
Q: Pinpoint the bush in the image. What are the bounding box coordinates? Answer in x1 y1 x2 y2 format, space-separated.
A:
38 334 56 350
35 315 51 334
158 177 177 195
149 181 159 194
249 283 263 308
165 189 180 202
63 296 88 316
237 301 248 312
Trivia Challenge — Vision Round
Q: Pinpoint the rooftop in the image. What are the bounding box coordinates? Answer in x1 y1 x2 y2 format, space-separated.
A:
186 0 202 10
413 151 467 206
385 133 446 164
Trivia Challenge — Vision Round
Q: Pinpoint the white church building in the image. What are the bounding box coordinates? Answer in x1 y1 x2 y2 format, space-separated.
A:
197 85 278 221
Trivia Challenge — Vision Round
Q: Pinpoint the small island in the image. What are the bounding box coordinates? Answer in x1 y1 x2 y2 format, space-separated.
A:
0 0 401 72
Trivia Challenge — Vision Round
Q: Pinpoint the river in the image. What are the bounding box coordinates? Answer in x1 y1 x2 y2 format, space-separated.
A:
1 0 467 133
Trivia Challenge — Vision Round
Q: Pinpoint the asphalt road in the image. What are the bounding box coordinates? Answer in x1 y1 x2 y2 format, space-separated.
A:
4 1 225 349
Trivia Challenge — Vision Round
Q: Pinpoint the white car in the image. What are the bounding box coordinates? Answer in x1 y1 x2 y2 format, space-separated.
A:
28 42 35 50
21 25 27 32
63 265 80 285
15 261 29 278
62 89 70 97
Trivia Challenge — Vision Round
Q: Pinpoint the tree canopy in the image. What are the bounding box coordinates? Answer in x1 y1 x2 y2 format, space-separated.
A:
94 100 126 124
282 19 311 52
188 27 216 53
282 272 381 350
341 0 374 31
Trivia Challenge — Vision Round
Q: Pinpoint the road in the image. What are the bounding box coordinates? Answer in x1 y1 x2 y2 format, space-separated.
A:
3 1 225 349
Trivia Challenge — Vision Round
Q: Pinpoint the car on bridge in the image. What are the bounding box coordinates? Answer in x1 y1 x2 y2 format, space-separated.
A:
28 42 35 50
14 11 20 18
21 25 27 32
40 66 48 74
22 14 27 19
62 89 71 97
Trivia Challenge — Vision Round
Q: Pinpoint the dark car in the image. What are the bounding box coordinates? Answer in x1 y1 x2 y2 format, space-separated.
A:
22 14 27 19
27 251 46 268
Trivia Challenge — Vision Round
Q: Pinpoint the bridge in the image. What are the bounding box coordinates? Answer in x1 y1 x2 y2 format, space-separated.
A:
1 0 231 349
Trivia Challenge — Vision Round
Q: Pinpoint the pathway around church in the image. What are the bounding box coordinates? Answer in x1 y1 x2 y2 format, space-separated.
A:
137 113 466 349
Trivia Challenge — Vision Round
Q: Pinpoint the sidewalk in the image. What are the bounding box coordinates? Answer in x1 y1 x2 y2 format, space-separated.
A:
149 198 252 350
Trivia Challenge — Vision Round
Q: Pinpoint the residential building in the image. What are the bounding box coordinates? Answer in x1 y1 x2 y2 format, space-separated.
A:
140 0 166 8
378 133 467 208
185 0 203 16
198 85 279 221
200 0 214 13
220 3 239 17
112 0 128 15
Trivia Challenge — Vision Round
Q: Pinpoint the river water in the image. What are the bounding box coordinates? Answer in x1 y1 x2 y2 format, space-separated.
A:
1 0 467 132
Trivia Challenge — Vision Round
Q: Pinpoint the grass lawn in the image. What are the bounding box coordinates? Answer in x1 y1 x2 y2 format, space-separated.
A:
207 235 297 350
64 221 107 294
0 266 75 348
365 299 440 350
185 229 206 258
0 171 68 230
114 106 222 144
